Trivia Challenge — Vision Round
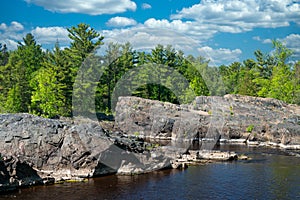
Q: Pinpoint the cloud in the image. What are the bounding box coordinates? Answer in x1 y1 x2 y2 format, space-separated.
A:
100 18 243 65
171 0 300 33
142 3 152 10
253 34 300 61
24 0 137 15
0 21 70 50
0 39 19 50
0 21 24 32
106 17 137 27
0 21 25 50
262 39 272 44
101 26 200 55
143 18 217 40
10 21 24 31
31 26 70 44
280 34 300 59
197 46 242 65
0 23 7 31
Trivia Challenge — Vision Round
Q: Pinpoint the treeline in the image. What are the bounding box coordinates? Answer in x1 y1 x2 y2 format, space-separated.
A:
0 23 299 118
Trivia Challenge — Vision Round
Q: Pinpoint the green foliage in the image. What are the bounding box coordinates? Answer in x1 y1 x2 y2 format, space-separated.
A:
66 23 104 65
5 84 22 113
0 43 9 66
219 40 299 105
0 34 44 113
246 125 254 133
0 24 299 120
31 67 65 118
65 23 104 116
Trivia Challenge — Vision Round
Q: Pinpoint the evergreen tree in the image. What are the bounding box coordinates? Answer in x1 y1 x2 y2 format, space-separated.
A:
0 43 9 66
65 23 104 116
30 42 70 117
1 33 44 112
31 67 65 118
267 40 293 103
237 59 258 96
292 61 300 104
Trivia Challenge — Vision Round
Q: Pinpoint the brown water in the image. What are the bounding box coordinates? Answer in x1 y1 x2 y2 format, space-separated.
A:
1 145 300 200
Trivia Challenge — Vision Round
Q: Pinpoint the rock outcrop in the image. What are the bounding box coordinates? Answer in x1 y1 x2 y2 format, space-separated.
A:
1 94 299 192
115 95 300 145
0 114 173 191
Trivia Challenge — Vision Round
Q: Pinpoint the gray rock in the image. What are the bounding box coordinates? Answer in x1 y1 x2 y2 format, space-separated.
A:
115 95 300 145
0 113 175 192
114 96 212 142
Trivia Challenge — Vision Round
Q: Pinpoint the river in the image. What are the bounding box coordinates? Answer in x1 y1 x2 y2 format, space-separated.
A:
1 145 299 200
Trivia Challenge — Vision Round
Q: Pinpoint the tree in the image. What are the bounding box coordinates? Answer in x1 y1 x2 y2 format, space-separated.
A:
66 23 104 67
219 62 242 94
65 23 104 116
31 67 65 118
1 33 45 112
236 59 258 96
292 61 300 104
30 42 70 117
96 42 137 113
0 43 9 66
5 84 22 113
267 40 294 103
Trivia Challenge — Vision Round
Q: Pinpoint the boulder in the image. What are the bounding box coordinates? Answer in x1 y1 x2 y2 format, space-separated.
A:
0 113 174 192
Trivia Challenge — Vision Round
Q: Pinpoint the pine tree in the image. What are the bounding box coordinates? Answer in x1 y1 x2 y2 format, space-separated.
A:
65 23 104 116
1 33 44 112
268 40 293 103
31 67 65 118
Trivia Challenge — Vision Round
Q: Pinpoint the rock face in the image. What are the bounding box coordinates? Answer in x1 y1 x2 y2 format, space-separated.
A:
0 114 172 191
115 95 300 145
114 97 213 142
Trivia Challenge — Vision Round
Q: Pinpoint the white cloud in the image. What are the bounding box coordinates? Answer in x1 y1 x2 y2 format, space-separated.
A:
101 26 200 55
280 34 300 59
0 21 70 50
10 21 24 31
31 26 70 44
142 3 152 10
0 21 24 32
0 21 25 50
252 34 300 61
197 46 242 65
143 18 218 40
0 39 19 50
25 0 137 15
106 17 137 27
100 18 244 65
171 0 300 33
0 23 8 31
262 39 272 44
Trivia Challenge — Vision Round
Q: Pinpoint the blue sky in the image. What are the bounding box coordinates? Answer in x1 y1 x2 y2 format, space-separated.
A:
0 0 299 65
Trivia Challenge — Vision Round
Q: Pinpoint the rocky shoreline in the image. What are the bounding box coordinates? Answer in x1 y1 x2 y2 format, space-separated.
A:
1 94 300 192
115 94 300 145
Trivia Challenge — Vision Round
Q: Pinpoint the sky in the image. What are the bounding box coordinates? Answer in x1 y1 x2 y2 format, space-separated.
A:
0 0 300 66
